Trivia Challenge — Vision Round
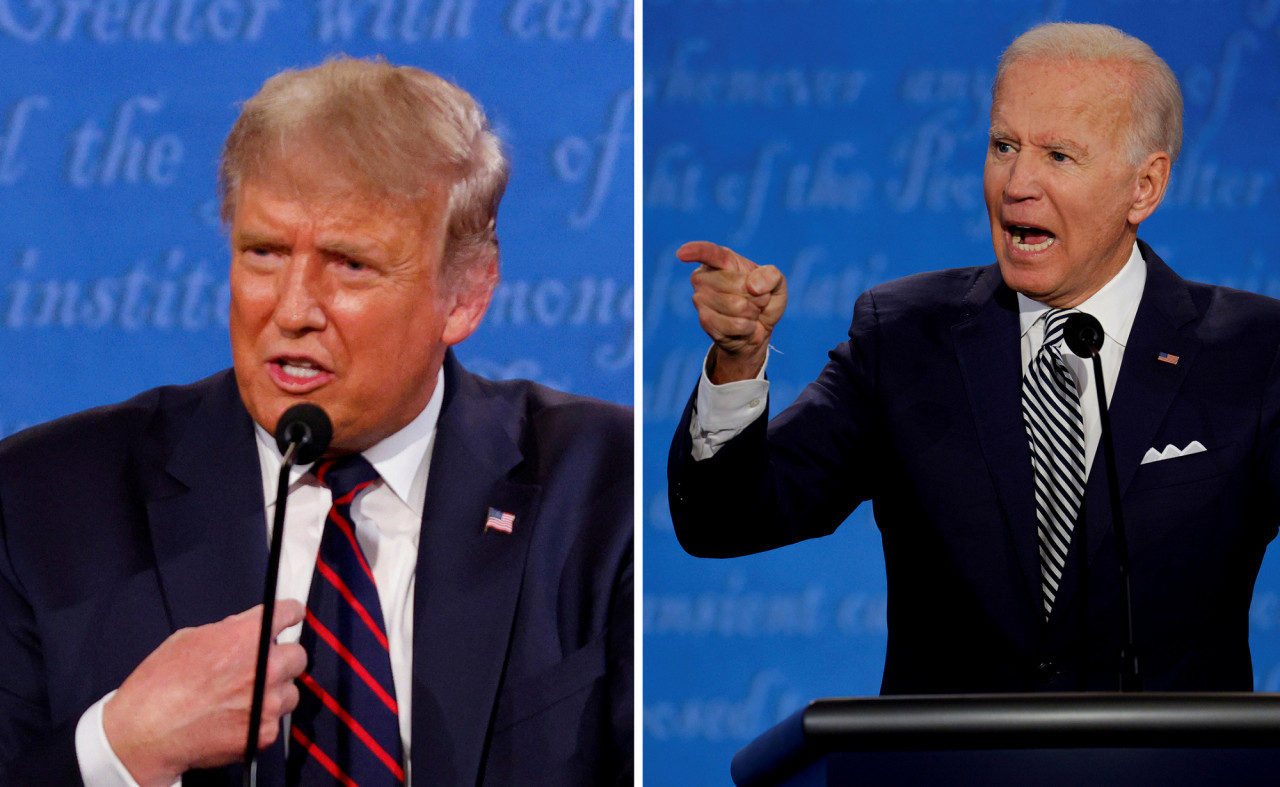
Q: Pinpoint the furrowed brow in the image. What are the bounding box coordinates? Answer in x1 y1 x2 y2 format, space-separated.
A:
1036 135 1087 156
233 228 284 249
318 238 383 261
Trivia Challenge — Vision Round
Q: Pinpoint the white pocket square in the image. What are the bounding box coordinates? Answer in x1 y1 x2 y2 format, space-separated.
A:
1141 440 1206 464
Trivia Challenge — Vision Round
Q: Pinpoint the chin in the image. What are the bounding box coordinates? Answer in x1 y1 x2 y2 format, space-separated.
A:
996 259 1028 289
997 269 1051 302
257 400 296 435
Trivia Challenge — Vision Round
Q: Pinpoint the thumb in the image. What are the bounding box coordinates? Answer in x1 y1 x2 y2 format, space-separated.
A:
270 599 305 638
745 265 785 297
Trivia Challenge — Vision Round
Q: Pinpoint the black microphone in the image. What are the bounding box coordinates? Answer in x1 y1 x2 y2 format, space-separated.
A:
1064 312 1105 358
273 402 333 465
1062 312 1141 692
244 404 333 784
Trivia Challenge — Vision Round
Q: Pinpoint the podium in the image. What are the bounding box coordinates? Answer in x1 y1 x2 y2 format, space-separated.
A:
731 694 1280 786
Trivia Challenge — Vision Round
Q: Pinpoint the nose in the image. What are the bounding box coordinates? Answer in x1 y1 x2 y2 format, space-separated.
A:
1003 153 1043 201
273 254 326 335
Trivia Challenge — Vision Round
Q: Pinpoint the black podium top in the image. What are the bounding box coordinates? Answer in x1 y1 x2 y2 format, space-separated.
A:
732 693 1280 787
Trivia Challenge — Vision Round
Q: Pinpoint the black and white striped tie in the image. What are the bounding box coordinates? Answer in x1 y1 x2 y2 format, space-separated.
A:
1022 308 1086 620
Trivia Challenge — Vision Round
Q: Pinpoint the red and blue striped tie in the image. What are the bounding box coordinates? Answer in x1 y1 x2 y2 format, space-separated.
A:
287 454 405 785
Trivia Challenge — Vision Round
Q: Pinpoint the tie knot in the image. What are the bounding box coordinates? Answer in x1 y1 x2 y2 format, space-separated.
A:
1040 308 1074 350
314 454 379 500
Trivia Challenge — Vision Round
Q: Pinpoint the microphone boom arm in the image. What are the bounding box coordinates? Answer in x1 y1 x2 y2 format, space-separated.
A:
1064 311 1141 692
244 403 332 785
243 440 297 783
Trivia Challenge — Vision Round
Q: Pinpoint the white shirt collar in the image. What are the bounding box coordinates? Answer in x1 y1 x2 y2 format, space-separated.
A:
1017 241 1147 349
254 365 445 516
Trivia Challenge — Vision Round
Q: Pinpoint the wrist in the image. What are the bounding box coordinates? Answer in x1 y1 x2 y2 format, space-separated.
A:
102 692 183 787
708 345 768 385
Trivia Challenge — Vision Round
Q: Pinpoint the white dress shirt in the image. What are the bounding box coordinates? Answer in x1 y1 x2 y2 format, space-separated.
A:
1016 244 1145 479
691 242 1148 478
76 368 445 786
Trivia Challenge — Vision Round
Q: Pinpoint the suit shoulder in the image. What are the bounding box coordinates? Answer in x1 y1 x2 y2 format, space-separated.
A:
473 377 633 451
463 376 633 499
0 371 231 470
1186 279 1280 327
867 265 991 300
857 265 995 324
1165 279 1280 363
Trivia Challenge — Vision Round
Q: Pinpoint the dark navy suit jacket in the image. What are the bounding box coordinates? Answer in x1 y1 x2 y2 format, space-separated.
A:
670 241 1280 694
0 352 632 785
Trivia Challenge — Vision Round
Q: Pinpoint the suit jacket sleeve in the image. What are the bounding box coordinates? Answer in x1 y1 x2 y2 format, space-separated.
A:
606 533 633 785
0 500 86 786
0 372 264 786
668 287 889 557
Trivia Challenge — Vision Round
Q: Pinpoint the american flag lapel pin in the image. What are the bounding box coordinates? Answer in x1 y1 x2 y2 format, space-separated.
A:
1157 352 1180 365
485 507 515 534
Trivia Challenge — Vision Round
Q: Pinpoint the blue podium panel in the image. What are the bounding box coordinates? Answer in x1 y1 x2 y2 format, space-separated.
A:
643 2 1280 785
0 1 635 441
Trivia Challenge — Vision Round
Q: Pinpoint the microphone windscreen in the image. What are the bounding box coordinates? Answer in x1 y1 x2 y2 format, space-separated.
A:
1064 312 1105 358
274 403 333 464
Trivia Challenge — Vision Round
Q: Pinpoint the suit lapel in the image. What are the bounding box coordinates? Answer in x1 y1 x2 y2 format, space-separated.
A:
411 353 539 786
1080 243 1200 567
951 247 1201 634
140 370 287 784
1044 244 1199 628
952 267 1043 622
144 371 267 629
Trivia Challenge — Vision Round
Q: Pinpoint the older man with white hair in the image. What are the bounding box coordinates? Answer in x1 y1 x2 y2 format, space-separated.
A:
670 22 1280 694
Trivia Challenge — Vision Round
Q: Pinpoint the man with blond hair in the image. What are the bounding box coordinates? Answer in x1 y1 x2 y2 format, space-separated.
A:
0 58 632 785
670 22 1280 693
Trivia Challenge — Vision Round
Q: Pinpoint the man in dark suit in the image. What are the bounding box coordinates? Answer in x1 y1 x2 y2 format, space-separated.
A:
669 22 1280 693
0 58 631 785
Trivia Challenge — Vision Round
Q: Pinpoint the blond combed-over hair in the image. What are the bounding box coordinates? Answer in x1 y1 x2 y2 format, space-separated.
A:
219 56 509 286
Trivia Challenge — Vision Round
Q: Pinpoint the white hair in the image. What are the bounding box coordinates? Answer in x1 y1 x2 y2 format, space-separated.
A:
994 22 1183 165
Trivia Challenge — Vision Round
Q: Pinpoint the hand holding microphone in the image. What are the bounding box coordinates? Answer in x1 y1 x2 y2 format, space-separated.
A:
102 602 306 786
101 404 334 786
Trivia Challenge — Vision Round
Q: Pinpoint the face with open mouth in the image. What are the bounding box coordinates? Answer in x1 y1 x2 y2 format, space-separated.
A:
227 151 491 454
983 57 1168 308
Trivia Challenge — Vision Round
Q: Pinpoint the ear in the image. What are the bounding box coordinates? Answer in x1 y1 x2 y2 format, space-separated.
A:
440 255 497 347
1127 151 1171 225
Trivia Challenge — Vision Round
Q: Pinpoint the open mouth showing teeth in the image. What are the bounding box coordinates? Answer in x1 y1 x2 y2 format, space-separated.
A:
1010 225 1055 252
277 360 322 379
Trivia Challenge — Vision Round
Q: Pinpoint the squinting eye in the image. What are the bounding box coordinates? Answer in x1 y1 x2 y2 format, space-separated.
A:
1051 152 1070 163
994 142 1013 154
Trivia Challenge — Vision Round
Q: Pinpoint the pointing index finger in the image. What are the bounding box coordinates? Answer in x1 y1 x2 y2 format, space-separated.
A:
676 241 757 274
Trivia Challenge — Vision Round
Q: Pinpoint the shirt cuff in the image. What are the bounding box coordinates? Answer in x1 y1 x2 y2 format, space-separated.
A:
76 692 180 787
76 692 140 787
690 347 769 460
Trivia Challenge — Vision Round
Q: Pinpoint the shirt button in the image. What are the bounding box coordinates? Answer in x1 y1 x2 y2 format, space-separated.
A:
749 398 761 408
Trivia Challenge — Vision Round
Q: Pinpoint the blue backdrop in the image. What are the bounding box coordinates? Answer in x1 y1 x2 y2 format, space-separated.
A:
0 0 634 445
643 1 1280 784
